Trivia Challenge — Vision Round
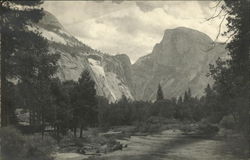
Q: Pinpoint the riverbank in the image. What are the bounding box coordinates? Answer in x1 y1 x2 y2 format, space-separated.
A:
54 126 247 160
85 129 246 160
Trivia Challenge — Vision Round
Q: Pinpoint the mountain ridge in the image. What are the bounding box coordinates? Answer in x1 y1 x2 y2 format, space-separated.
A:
37 11 227 102
131 27 227 100
37 11 134 102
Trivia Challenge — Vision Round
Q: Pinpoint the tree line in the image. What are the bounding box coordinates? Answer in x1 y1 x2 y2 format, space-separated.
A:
97 84 226 127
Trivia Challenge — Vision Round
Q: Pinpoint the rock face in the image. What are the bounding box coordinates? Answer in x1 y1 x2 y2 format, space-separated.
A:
131 27 227 101
37 11 134 102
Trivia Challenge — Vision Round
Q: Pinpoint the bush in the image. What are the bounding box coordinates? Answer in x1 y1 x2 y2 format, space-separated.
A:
197 122 219 137
0 127 26 160
25 134 56 160
134 117 163 133
206 113 224 124
219 115 236 129
0 127 55 160
135 122 161 133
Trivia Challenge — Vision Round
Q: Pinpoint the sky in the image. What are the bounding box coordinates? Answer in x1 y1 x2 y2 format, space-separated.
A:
43 1 228 63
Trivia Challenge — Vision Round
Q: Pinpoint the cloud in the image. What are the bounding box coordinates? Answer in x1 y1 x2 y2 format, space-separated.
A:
43 1 228 63
135 1 162 12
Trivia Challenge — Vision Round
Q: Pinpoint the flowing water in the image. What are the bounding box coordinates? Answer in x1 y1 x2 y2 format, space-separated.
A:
55 130 244 160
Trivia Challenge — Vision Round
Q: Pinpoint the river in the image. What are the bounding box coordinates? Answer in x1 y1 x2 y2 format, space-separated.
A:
55 130 244 160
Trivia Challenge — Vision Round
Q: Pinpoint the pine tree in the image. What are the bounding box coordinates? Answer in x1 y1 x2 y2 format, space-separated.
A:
1 1 60 127
210 0 250 152
70 70 97 138
177 96 183 105
184 88 191 103
204 84 216 117
204 84 212 96
223 0 250 133
156 84 164 101
118 95 131 125
49 79 76 140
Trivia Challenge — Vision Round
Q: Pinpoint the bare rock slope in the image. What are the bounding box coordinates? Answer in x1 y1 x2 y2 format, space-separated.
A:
131 27 227 100
38 11 134 102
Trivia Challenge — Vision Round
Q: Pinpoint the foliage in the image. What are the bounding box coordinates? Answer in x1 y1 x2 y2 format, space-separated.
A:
70 70 98 137
49 79 77 140
198 124 219 137
1 0 60 127
156 84 164 101
0 127 55 160
209 0 250 150
135 120 162 133
151 100 175 118
219 115 236 129
97 88 208 127
197 121 219 137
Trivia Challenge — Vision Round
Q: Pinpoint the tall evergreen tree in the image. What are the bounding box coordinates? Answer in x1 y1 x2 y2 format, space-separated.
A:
210 0 250 152
183 88 192 103
156 84 164 101
50 79 76 140
203 84 218 118
177 96 183 106
70 70 97 138
1 0 60 127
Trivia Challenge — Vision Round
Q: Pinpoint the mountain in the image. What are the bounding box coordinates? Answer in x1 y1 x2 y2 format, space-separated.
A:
37 11 134 102
36 12 227 102
131 27 227 101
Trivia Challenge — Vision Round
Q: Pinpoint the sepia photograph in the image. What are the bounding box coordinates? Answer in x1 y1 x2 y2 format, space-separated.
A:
1 0 250 160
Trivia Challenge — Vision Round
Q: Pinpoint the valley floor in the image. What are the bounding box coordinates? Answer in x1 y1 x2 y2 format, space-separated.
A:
55 129 245 160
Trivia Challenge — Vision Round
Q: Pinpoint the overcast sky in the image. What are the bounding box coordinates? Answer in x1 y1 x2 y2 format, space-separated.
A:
43 1 227 63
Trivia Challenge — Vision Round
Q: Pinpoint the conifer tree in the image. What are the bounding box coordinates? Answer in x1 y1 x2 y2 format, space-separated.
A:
70 70 97 138
183 88 192 103
1 0 60 127
203 84 217 117
156 84 164 101
210 0 250 152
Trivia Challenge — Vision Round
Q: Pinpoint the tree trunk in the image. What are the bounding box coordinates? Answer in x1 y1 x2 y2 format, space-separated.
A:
56 125 60 142
73 127 77 138
79 125 83 138
248 138 250 158
29 109 35 126
41 112 45 139
1 28 8 127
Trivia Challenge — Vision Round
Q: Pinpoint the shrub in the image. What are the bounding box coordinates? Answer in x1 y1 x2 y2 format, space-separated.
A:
25 134 56 160
219 115 236 129
197 122 219 137
206 113 224 124
0 127 55 160
134 117 163 133
0 127 26 160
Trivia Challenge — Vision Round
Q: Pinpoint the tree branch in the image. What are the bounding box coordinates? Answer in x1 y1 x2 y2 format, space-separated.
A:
209 0 222 9
205 7 225 22
224 30 237 43
213 13 227 42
